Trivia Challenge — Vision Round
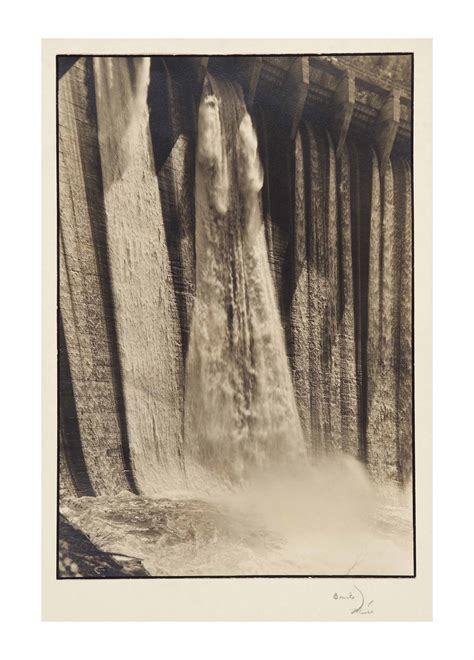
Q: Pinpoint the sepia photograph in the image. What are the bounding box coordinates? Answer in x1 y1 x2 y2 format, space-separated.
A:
56 51 414 580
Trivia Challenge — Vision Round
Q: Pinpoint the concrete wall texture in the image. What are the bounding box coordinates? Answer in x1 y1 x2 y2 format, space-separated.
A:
58 56 413 496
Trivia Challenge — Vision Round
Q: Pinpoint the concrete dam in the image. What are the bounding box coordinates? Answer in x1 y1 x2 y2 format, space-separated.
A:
58 55 413 576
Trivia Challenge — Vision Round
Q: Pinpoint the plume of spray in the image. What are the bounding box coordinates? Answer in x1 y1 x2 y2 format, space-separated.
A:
237 113 264 241
197 95 229 216
208 451 413 575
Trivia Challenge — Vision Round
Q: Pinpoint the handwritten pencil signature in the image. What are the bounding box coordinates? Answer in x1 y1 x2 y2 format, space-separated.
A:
333 586 374 615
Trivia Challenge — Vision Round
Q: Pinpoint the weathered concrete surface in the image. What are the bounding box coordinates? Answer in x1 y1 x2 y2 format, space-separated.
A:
93 58 184 495
336 144 359 458
366 153 413 483
159 133 195 349
59 58 133 495
59 428 78 498
148 58 196 357
290 130 311 443
254 106 294 344
290 125 359 458
394 157 413 483
58 60 413 491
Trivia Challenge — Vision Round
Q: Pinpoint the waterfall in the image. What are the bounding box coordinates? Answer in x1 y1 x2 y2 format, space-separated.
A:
58 57 414 577
183 77 306 487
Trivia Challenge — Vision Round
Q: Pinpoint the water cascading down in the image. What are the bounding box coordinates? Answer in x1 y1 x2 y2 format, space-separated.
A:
94 57 185 496
184 76 307 488
59 58 414 576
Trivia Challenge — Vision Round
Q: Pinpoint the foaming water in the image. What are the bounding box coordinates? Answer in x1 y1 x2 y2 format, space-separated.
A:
61 454 412 576
184 77 306 489
196 94 229 215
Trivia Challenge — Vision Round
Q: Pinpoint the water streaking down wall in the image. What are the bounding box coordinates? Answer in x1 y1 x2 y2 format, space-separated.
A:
59 57 413 498
93 57 184 496
59 59 133 496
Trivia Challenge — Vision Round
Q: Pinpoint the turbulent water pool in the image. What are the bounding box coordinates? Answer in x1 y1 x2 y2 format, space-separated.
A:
61 458 413 577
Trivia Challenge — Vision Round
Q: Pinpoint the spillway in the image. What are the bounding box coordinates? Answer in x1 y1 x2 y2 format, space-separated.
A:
184 76 306 489
58 55 414 576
